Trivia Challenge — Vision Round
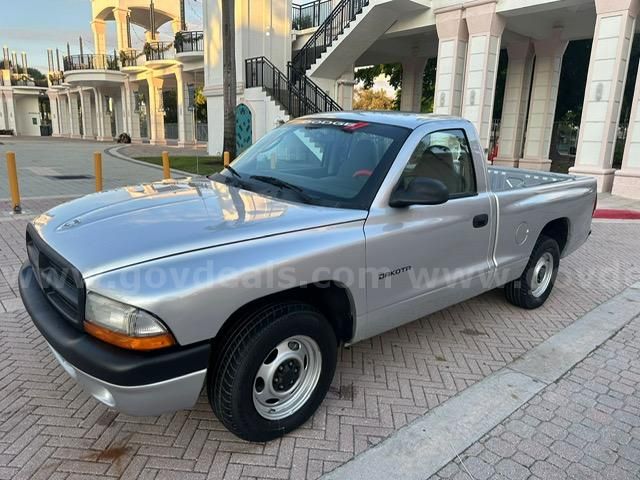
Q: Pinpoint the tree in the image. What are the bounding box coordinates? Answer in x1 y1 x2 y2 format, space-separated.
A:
354 58 437 112
222 0 237 158
353 88 395 110
195 86 208 123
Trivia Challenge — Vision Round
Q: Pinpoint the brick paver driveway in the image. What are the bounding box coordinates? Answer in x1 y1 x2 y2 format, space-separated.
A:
0 196 639 479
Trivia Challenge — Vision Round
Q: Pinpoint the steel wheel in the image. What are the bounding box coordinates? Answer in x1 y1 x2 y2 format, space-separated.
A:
252 335 322 421
530 252 554 298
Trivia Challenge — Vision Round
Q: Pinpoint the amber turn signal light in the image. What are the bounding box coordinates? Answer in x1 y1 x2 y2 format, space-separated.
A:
84 321 176 351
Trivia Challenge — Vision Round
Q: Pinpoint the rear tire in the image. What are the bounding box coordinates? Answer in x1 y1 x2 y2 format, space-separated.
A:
208 302 337 442
505 235 560 309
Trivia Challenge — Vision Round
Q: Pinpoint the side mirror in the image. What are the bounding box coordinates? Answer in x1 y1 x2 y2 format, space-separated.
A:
389 178 449 208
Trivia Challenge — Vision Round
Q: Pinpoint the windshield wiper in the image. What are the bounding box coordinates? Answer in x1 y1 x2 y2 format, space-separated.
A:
226 165 242 179
249 175 314 203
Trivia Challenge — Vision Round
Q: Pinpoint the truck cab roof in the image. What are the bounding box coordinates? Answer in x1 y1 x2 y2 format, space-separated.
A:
304 111 474 131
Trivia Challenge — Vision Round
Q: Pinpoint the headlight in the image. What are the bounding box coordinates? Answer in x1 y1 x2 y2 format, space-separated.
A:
84 293 175 351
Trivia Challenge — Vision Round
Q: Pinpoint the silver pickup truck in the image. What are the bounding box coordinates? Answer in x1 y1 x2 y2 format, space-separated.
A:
19 113 597 441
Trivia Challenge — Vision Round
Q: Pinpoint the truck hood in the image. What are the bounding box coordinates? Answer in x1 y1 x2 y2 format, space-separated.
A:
31 178 366 277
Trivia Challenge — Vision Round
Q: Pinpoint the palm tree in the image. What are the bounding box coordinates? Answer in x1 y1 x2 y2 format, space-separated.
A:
222 0 237 158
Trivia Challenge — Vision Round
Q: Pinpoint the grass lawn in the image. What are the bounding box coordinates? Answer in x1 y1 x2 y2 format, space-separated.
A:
134 155 223 176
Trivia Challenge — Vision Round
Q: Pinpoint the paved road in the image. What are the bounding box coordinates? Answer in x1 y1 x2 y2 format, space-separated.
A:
0 138 163 200
0 192 638 479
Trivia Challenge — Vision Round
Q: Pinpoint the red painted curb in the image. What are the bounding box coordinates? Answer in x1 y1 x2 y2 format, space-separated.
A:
593 209 640 220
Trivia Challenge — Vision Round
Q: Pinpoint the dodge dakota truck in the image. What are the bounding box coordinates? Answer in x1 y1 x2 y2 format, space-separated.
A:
19 113 597 441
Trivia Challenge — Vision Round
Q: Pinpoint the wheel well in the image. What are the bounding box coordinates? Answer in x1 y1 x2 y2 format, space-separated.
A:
214 282 355 346
540 218 569 254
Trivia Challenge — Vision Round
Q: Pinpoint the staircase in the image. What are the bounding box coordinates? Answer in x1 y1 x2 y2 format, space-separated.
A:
245 0 428 117
292 0 429 80
292 0 370 74
245 57 341 118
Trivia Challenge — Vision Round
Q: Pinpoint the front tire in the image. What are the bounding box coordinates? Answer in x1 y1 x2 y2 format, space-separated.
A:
505 235 560 309
208 302 337 442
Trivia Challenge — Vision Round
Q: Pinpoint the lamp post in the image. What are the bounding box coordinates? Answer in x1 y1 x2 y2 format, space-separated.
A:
149 0 156 40
180 0 186 31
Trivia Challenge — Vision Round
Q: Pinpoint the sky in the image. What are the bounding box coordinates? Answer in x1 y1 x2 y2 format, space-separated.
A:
0 0 204 72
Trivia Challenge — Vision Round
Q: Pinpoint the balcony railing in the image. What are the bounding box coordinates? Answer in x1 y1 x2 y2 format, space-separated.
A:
175 31 204 53
63 54 119 71
292 0 333 30
120 49 143 68
144 42 174 61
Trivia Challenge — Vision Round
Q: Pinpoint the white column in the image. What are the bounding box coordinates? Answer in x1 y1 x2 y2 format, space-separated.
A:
571 0 638 192
147 75 166 145
79 89 95 139
68 92 81 138
461 0 505 151
113 94 123 135
47 93 61 136
125 80 142 141
613 57 640 199
177 67 196 147
520 30 567 171
58 94 69 136
93 88 107 140
400 58 427 112
120 84 129 134
3 91 17 133
433 7 468 116
113 8 129 52
91 20 107 55
0 92 8 130
494 40 534 167
336 69 356 110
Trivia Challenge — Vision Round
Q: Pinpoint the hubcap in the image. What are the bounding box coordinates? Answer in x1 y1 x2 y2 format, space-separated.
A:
253 336 322 421
531 252 554 298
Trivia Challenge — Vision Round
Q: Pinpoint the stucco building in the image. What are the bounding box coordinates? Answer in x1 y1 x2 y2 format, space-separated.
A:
10 0 640 198
0 50 50 137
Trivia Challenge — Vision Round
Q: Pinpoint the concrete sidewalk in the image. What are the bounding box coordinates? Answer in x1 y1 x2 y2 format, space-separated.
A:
433 316 640 479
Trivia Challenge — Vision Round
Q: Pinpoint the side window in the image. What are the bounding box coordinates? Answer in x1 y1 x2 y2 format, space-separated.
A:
400 129 477 197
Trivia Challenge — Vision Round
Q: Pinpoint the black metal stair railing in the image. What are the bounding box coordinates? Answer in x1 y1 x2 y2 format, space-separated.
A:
292 0 369 73
287 62 341 113
291 0 333 30
245 57 342 118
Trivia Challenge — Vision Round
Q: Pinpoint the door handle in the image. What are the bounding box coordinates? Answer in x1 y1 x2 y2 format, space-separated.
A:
473 214 489 228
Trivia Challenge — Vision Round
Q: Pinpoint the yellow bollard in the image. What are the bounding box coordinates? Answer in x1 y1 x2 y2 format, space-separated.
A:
223 151 230 168
6 152 21 213
162 151 171 180
94 152 103 192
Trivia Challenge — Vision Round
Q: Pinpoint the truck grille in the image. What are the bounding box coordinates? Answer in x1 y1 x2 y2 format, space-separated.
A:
26 226 85 329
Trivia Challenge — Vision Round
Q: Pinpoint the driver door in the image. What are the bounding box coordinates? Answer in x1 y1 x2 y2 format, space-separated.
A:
362 127 494 338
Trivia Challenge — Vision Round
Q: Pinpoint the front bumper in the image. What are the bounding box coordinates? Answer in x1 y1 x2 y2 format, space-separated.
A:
48 343 206 415
19 262 210 416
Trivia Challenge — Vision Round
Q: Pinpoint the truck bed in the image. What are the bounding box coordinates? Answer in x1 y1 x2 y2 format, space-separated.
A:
488 166 575 192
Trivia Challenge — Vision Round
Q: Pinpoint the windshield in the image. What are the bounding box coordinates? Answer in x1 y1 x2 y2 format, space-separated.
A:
212 118 411 209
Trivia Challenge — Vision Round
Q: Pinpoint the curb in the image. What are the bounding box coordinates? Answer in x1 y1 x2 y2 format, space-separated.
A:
104 145 195 178
322 282 640 480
